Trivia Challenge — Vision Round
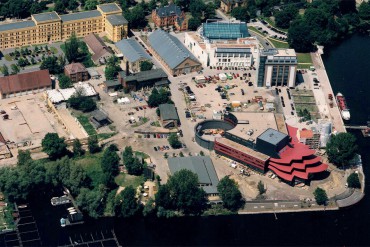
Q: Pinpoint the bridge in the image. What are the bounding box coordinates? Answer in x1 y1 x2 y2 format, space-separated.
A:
345 125 368 130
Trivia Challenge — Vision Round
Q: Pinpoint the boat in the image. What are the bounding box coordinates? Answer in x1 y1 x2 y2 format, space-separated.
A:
51 195 71 206
336 92 351 121
60 218 66 227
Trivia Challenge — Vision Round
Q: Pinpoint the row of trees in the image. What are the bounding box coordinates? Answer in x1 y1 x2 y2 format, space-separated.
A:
1 64 20 76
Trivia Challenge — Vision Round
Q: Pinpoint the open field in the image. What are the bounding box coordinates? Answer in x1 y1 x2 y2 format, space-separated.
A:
115 174 145 188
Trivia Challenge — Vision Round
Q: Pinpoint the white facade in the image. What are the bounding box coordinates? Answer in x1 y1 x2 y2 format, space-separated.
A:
184 32 259 69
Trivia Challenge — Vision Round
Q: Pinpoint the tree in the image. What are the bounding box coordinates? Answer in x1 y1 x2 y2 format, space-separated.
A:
156 169 208 215
231 7 250 22
124 5 147 29
140 61 153 71
66 162 89 195
168 133 182 149
326 132 357 167
188 17 202 31
54 0 66 14
1 64 9 76
30 2 42 14
73 139 84 157
143 198 156 216
84 0 99 10
64 33 80 62
287 19 315 52
101 145 120 188
88 135 100 153
148 0 157 11
68 92 97 112
10 64 20 75
358 2 370 20
58 74 73 89
275 4 298 29
217 176 244 211
40 56 63 74
147 88 170 107
313 187 328 205
122 146 143 175
42 133 67 160
76 187 106 218
115 186 141 217
17 150 32 166
105 55 121 80
68 0 79 10
257 180 266 195
347 173 361 189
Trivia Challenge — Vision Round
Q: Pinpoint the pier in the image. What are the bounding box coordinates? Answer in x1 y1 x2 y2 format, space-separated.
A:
59 229 121 247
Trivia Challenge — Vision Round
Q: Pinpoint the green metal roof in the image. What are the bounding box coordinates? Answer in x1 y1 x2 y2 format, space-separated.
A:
202 21 250 40
168 156 219 194
0 20 35 32
159 104 179 121
60 10 101 22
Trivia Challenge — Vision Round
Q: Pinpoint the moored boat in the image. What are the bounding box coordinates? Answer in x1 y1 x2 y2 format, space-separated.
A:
336 92 350 121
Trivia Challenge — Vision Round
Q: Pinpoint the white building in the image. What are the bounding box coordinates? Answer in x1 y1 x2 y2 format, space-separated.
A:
184 31 259 69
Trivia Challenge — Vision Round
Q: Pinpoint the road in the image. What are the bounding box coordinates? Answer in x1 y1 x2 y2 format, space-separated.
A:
248 20 287 39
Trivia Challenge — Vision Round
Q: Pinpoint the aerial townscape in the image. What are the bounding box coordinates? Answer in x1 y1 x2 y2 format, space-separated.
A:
0 0 369 246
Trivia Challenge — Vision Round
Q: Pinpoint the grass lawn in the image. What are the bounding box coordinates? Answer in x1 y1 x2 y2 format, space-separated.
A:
135 151 149 159
50 46 58 54
297 53 313 64
76 115 97 136
115 174 145 189
75 152 104 187
248 26 266 37
267 38 290 49
298 64 313 69
260 16 288 32
4 54 12 61
97 132 117 140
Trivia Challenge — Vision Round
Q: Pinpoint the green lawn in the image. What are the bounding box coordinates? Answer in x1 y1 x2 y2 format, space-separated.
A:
135 151 149 159
297 53 313 64
260 17 288 32
75 152 104 187
97 132 117 140
76 115 97 136
267 38 290 49
4 54 12 61
248 26 266 37
115 174 145 188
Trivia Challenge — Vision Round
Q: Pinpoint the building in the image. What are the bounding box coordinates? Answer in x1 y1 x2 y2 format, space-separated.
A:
151 3 188 31
297 128 320 149
185 31 258 68
148 30 201 76
256 49 298 88
90 110 112 128
45 82 98 104
0 3 128 50
158 104 180 128
84 33 114 64
0 70 52 99
200 20 250 41
64 63 89 82
220 0 245 13
118 69 168 91
115 38 152 73
168 156 220 197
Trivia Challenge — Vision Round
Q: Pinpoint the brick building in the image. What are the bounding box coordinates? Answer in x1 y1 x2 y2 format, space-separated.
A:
64 63 89 82
151 4 187 31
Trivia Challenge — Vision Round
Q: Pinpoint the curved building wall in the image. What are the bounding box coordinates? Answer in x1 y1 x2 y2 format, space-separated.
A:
194 120 235 150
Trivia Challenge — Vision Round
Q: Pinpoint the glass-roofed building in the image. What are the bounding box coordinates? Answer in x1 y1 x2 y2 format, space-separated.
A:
200 20 249 41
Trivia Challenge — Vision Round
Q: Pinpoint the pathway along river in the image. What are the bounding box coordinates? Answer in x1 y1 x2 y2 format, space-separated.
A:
26 34 370 246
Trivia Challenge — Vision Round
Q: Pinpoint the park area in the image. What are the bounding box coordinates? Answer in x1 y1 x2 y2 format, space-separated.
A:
292 89 320 120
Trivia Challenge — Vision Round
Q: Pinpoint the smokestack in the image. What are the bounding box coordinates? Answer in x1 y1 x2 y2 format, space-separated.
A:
126 61 129 76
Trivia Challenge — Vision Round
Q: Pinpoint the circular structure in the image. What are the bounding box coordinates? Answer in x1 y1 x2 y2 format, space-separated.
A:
194 117 236 150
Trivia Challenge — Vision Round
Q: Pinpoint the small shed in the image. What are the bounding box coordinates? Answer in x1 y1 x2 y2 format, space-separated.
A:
86 68 101 79
158 104 180 128
90 110 112 128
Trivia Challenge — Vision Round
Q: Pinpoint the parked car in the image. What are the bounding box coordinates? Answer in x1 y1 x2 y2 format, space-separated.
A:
154 147 158 151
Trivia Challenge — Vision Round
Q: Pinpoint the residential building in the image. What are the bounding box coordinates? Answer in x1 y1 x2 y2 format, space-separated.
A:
220 0 245 13
118 69 168 91
152 3 188 31
158 104 180 128
200 20 250 41
256 49 298 88
84 33 114 64
168 156 220 197
115 38 152 73
0 70 52 99
185 31 258 68
0 3 128 50
148 30 201 76
64 63 89 82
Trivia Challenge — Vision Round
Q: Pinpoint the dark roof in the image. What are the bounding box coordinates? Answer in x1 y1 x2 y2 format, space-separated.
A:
83 33 113 62
258 128 288 146
106 15 128 26
221 0 243 4
0 70 51 94
104 80 121 87
91 110 109 122
168 156 219 194
64 63 87 74
98 3 121 13
120 68 168 83
148 30 200 69
32 12 60 23
60 10 101 22
115 38 151 63
155 3 181 17
202 21 250 40
159 104 179 121
0 20 36 32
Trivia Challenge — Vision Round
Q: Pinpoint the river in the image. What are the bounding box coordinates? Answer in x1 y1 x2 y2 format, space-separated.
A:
12 34 370 246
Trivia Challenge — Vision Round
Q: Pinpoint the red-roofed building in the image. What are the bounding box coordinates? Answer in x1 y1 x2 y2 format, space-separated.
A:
0 70 52 99
297 128 320 149
64 63 89 82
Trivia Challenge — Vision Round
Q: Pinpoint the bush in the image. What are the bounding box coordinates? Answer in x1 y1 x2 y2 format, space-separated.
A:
347 173 361 189
168 133 182 149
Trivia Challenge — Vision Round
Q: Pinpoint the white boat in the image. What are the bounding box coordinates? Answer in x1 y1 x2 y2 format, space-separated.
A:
336 92 351 121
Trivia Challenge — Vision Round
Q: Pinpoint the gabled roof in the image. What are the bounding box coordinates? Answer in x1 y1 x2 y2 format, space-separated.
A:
159 104 179 121
0 70 51 94
64 63 87 74
60 10 101 22
83 33 113 62
155 3 182 17
106 15 128 26
115 38 151 63
148 29 200 69
119 68 167 83
0 20 36 32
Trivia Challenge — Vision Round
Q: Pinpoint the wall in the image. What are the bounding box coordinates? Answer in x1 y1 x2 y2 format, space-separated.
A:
194 120 235 150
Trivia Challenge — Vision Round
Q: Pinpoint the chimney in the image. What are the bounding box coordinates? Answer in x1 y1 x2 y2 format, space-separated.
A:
126 61 129 76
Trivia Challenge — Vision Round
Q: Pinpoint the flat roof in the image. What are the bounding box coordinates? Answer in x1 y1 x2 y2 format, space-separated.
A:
107 14 128 26
202 20 249 40
258 128 288 146
32 12 60 23
227 112 278 143
216 137 270 161
168 156 219 194
98 3 121 13
60 10 101 22
0 20 36 32
159 103 179 121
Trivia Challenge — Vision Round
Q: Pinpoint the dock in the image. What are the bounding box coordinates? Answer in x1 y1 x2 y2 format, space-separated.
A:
59 229 121 247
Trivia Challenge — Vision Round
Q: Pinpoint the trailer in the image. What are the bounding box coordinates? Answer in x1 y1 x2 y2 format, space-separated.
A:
219 73 227 81
195 75 206 84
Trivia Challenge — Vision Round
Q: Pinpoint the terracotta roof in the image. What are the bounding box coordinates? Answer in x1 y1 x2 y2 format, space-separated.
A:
298 129 314 139
64 63 87 74
0 69 51 94
83 33 113 62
